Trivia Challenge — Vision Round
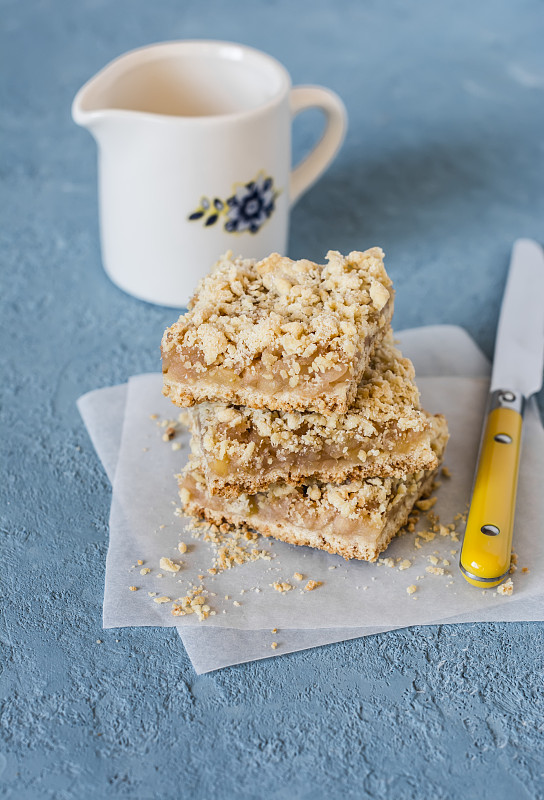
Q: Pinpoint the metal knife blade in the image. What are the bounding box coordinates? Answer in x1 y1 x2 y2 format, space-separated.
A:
491 238 544 398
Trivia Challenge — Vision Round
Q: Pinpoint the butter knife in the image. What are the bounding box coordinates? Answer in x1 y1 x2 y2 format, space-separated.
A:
460 239 544 588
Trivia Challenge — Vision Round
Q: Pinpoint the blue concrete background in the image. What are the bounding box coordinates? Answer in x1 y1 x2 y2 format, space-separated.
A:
1 1 544 798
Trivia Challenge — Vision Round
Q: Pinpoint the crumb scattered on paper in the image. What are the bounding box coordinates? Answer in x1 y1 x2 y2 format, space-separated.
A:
160 557 180 573
426 566 445 576
171 586 214 620
497 578 514 596
272 581 293 593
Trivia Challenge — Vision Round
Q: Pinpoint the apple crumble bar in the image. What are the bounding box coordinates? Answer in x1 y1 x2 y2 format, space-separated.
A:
191 334 439 496
162 248 393 414
178 415 449 562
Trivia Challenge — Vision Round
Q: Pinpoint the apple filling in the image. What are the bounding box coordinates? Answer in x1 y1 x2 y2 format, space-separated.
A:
162 345 356 401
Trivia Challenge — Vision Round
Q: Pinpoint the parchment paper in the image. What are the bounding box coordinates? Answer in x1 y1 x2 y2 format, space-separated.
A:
77 327 544 673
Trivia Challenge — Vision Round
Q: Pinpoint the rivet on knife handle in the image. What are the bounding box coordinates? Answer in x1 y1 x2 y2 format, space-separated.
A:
460 389 524 588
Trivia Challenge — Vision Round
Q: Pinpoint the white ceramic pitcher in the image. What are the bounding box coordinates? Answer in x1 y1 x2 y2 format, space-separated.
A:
72 40 347 307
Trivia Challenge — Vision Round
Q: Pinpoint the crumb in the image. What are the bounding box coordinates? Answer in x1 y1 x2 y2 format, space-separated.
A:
272 581 293 593
153 596 171 604
498 578 514 596
522 567 529 574
224 595 230 600
398 559 412 571
129 585 138 591
137 559 143 566
416 497 437 512
171 586 212 620
271 642 278 650
233 600 241 607
510 552 518 565
162 425 176 441
171 442 182 451
293 572 304 581
425 566 445 576
208 567 217 575
428 555 439 565
148 592 157 597
328 565 337 570
441 466 451 478
442 559 450 567
406 585 417 595
140 568 150 575
271 628 278 633
96 639 102 644
304 580 322 591
178 542 187 554
150 414 158 420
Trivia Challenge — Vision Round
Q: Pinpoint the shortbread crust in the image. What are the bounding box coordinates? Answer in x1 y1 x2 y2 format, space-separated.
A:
178 415 449 562
162 249 393 414
192 334 438 496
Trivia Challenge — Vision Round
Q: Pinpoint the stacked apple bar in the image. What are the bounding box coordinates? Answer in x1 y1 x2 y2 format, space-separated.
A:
161 249 448 561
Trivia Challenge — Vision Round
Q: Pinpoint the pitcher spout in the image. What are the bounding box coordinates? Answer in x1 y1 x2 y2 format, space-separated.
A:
72 45 151 133
72 71 119 134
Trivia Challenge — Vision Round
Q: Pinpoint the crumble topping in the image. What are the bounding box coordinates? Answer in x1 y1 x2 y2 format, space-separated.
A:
161 248 392 384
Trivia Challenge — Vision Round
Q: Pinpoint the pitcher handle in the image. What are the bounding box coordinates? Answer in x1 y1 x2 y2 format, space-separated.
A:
289 85 347 206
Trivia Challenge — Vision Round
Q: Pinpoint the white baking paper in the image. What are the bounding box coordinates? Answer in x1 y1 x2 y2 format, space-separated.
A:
77 327 544 673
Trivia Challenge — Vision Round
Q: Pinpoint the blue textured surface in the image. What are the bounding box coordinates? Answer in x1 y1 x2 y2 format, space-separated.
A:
2 1 544 798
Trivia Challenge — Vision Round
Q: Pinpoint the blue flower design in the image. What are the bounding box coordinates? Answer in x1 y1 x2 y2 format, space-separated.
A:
225 175 276 234
188 172 279 234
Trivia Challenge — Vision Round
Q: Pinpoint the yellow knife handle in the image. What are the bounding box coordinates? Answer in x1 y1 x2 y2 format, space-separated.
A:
460 390 524 588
